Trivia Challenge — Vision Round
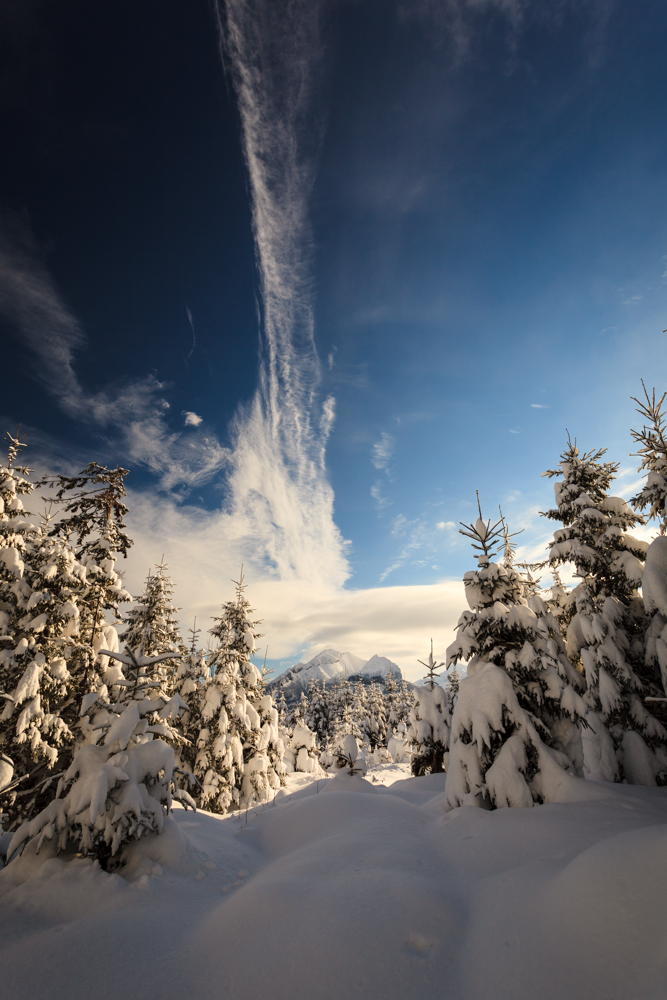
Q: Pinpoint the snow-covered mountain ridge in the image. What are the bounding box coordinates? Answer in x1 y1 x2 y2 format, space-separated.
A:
267 648 401 701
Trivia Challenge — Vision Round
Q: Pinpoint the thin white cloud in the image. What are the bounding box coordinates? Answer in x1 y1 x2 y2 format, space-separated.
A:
371 481 392 511
400 0 612 63
372 431 395 471
531 404 548 409
183 411 204 427
211 0 350 587
0 217 229 492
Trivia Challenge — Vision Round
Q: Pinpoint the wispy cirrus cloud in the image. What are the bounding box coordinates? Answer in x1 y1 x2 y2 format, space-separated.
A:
0 215 229 492
400 0 614 64
372 431 395 471
212 0 350 586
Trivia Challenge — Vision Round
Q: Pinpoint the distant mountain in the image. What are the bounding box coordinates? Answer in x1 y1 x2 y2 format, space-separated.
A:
267 648 402 703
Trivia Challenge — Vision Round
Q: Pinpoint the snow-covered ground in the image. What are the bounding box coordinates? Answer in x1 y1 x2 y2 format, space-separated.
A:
1 767 666 1000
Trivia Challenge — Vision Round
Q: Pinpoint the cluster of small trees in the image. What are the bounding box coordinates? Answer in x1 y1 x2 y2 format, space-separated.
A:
0 438 287 869
286 672 415 752
441 386 667 808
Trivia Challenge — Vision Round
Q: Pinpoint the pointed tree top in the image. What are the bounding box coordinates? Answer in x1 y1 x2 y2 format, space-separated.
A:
417 638 446 689
459 495 505 566
5 426 27 470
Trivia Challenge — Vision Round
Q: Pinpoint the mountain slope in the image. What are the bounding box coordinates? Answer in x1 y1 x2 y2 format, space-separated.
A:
268 648 402 702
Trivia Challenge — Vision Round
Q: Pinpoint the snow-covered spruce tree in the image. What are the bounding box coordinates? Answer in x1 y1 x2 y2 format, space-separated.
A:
630 386 667 708
276 690 288 726
631 383 667 534
446 501 586 809
383 671 401 732
195 571 283 812
407 640 449 776
0 433 94 830
171 622 208 796
0 517 89 829
397 679 416 729
291 691 309 728
120 559 186 708
121 560 186 661
331 677 363 743
8 645 191 870
305 677 331 744
544 439 667 784
41 465 133 729
352 679 369 745
364 680 388 751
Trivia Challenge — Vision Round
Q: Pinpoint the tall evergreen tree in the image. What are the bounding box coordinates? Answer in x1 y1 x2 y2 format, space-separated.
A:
446 500 586 809
170 622 208 798
305 678 331 743
9 644 189 870
364 680 388 750
544 438 667 784
630 383 667 534
121 560 185 659
195 571 282 812
629 386 667 706
0 434 96 829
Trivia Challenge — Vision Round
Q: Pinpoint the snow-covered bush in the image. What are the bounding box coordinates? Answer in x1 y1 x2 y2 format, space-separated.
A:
386 732 409 762
330 733 367 775
282 723 320 773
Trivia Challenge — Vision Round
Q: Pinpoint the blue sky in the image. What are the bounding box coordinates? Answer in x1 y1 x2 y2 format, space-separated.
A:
1 0 667 678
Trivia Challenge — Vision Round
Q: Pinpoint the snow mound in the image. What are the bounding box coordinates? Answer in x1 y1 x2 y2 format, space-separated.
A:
2 772 667 1000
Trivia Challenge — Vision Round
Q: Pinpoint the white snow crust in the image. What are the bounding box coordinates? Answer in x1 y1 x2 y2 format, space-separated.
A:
2 768 666 1000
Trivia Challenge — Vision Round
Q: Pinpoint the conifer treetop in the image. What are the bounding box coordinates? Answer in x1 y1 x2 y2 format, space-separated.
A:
188 619 201 656
542 436 620 526
5 427 29 474
542 435 646 601
459 493 505 567
417 639 445 690
43 463 132 557
630 382 667 533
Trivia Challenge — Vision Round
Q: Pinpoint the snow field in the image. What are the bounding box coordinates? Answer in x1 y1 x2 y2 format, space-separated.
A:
1 769 666 1000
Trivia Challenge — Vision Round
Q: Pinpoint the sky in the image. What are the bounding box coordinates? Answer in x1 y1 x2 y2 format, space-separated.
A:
1 0 667 680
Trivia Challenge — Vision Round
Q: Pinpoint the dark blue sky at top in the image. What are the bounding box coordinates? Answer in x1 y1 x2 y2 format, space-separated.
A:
2 0 667 590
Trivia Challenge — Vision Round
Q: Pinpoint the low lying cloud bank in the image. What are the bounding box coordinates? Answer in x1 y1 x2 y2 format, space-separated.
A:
124 489 464 682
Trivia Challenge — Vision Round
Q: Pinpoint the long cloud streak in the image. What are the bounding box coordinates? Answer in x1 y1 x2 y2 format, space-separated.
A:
214 0 349 587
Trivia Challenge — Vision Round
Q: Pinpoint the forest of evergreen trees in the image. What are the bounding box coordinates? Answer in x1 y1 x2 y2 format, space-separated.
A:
2 384 667 868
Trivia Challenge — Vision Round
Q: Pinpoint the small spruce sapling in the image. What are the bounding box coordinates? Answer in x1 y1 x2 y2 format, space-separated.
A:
407 640 450 775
